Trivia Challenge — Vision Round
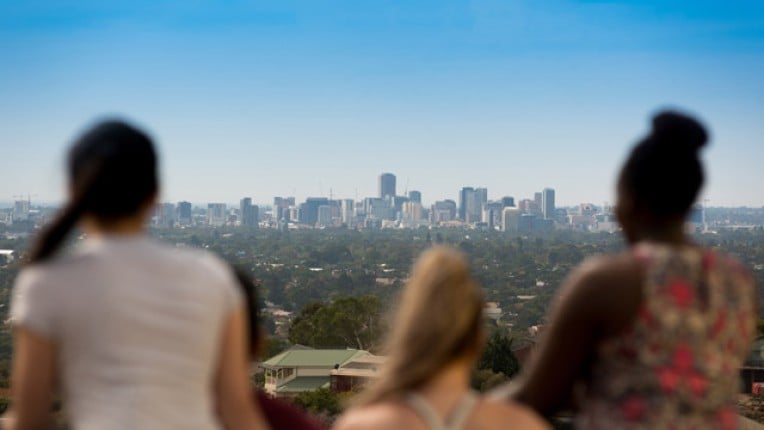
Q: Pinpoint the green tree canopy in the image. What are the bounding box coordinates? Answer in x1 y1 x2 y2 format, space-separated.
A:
288 296 384 352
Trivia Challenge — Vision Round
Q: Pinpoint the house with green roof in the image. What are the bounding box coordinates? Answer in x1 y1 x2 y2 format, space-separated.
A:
260 346 369 397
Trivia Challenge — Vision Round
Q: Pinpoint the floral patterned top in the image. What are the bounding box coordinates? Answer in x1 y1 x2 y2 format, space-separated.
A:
577 242 756 430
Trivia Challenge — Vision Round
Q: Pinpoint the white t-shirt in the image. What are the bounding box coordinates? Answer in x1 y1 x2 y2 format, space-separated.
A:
11 235 242 430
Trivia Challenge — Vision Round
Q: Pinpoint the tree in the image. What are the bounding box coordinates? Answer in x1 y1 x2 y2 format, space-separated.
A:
288 296 384 351
293 387 342 420
477 331 519 377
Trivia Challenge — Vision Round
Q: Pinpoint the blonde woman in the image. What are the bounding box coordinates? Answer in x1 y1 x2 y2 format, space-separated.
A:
334 246 548 430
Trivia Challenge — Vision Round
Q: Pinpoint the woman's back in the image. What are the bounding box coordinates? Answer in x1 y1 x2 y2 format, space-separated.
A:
580 243 756 429
12 236 241 429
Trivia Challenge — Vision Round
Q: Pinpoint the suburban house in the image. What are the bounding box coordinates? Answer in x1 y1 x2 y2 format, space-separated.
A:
260 346 370 397
330 353 386 393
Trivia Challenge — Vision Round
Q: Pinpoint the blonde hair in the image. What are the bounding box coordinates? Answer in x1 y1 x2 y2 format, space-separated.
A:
355 246 484 405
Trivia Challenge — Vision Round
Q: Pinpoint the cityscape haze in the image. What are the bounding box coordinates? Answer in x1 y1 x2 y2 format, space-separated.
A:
2 2 764 207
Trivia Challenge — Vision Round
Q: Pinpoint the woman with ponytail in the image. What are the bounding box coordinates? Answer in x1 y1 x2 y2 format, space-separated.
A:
334 246 548 430
9 120 268 429
497 111 757 429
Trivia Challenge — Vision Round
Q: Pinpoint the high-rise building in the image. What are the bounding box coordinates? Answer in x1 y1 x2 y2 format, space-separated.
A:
379 173 396 198
207 203 227 226
408 190 422 204
157 202 176 228
12 199 30 222
240 197 259 227
534 192 543 209
542 188 556 220
317 205 332 227
341 199 355 227
458 187 473 221
177 201 192 225
501 196 515 208
299 197 329 226
464 187 487 223
502 207 520 232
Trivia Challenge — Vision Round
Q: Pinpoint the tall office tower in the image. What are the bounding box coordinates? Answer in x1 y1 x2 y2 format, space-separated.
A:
157 202 176 228
379 173 396 198
317 205 332 227
502 207 520 232
207 203 227 226
341 199 355 226
299 197 329 226
177 201 192 225
12 199 30 222
408 190 422 204
542 188 556 220
534 192 543 209
240 197 259 227
465 188 487 223
402 201 424 222
458 187 474 221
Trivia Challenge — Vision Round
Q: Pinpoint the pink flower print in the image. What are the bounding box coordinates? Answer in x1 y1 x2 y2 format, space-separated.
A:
668 279 694 308
687 372 708 397
711 310 727 338
657 367 680 393
673 343 694 372
639 305 655 328
619 396 647 422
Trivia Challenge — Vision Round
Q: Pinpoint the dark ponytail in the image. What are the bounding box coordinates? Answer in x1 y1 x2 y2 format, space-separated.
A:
27 120 158 265
619 110 709 219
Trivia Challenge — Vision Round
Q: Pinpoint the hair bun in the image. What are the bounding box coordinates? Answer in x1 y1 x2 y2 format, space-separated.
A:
649 110 708 154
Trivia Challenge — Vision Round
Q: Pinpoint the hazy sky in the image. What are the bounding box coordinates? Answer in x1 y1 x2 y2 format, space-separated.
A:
1 1 763 207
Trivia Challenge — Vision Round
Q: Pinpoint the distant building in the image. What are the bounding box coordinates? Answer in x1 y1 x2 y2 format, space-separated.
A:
502 207 520 232
458 187 474 221
379 173 396 199
542 188 555 220
299 197 329 226
482 201 504 230
155 202 176 228
240 197 259 227
317 205 332 227
177 201 192 226
501 196 515 208
341 199 355 227
330 354 386 393
261 347 370 398
273 197 294 222
207 203 227 226
431 200 457 223
12 200 30 222
408 190 422 204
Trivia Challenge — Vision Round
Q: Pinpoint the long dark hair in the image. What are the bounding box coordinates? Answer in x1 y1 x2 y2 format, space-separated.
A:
27 120 158 264
619 110 709 219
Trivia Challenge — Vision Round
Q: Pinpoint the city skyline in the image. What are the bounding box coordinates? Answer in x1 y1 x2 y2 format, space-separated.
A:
2 1 763 207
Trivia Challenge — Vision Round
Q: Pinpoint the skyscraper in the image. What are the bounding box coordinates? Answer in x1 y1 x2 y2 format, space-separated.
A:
408 190 422 204
177 201 192 225
542 188 556 220
379 173 396 199
459 187 474 221
240 197 259 227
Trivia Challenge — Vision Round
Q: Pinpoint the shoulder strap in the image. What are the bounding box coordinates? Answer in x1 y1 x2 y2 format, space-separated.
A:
447 390 478 430
404 391 479 430
405 393 447 430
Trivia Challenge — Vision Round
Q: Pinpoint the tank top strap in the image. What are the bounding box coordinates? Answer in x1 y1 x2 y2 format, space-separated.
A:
404 391 479 430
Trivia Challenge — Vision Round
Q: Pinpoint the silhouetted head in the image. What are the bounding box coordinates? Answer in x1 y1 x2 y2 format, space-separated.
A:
355 246 485 405
28 120 158 264
616 111 708 243
231 266 261 359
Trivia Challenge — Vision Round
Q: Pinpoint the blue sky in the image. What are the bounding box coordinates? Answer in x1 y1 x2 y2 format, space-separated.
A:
1 1 763 207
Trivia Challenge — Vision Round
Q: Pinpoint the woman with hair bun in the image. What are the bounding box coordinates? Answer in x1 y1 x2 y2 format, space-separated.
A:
334 246 548 430
8 120 268 429
498 111 757 429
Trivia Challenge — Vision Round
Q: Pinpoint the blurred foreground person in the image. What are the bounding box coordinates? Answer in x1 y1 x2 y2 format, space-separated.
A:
334 246 548 430
499 111 756 429
231 267 325 430
8 121 269 429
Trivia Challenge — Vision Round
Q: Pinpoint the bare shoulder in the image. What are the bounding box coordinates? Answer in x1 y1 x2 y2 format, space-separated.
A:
333 403 421 430
474 399 551 430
